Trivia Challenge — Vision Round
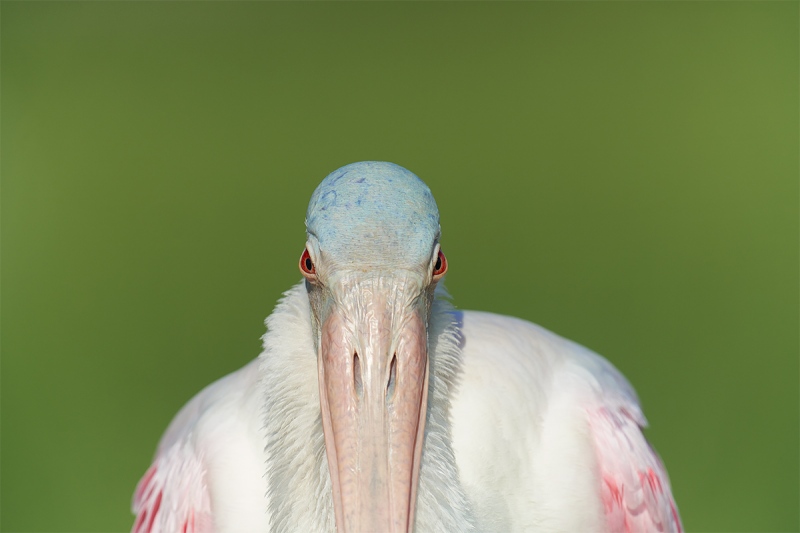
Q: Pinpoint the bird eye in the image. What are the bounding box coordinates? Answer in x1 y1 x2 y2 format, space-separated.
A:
300 249 316 277
432 250 447 278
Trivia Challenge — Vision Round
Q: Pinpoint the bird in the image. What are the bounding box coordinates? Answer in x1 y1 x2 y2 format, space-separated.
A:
131 161 682 533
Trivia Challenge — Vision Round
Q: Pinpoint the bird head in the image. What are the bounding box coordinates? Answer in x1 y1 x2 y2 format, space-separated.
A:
302 162 447 533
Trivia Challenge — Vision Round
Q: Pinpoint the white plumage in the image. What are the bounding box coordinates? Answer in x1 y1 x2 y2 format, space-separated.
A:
133 284 680 532
132 162 681 533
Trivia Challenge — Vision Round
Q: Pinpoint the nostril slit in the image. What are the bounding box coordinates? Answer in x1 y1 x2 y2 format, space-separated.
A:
387 354 397 401
353 352 363 399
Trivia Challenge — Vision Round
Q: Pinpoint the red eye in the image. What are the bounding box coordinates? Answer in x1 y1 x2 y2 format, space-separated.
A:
300 249 316 276
432 250 447 277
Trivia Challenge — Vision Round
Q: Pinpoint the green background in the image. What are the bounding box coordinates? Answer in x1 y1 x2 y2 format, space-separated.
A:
2 2 797 531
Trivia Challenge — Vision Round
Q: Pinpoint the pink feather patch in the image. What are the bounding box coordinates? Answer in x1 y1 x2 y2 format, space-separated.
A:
131 442 213 533
590 406 683 533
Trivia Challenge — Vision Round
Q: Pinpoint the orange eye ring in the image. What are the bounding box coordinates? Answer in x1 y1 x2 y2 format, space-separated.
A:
300 249 316 276
432 249 447 278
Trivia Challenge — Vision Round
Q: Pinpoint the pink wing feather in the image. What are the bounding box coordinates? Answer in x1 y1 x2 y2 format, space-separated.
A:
131 441 213 533
589 405 683 533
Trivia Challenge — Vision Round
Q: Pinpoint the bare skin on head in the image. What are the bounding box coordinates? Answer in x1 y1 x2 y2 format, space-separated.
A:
300 162 448 533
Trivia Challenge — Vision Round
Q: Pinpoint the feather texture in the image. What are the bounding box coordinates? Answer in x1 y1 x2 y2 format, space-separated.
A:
132 284 681 532
131 441 212 533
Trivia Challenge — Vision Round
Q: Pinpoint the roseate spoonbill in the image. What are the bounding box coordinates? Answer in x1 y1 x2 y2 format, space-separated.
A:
132 161 682 533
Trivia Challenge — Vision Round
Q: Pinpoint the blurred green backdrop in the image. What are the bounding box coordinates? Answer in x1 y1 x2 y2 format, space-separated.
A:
2 2 797 531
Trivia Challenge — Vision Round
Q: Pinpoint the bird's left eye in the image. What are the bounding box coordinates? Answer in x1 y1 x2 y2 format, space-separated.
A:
432 250 447 278
300 249 316 277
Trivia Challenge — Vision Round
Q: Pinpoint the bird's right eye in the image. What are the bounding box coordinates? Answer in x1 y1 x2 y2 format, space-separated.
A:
300 249 316 276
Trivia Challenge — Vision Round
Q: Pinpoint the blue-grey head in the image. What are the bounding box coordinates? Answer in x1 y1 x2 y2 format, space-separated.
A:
305 161 441 271
299 161 448 533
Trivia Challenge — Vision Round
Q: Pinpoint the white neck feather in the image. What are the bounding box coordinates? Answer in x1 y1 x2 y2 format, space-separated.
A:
258 282 474 532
